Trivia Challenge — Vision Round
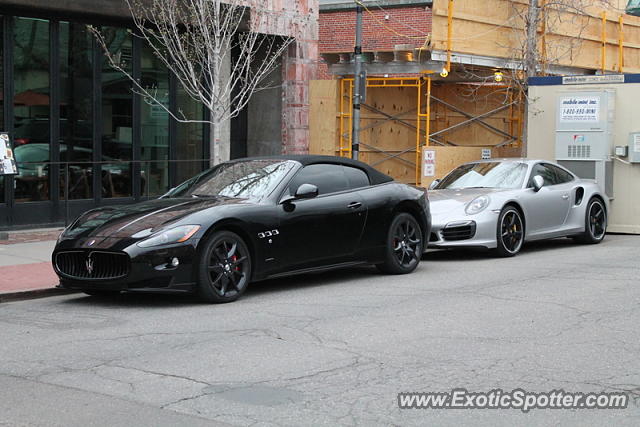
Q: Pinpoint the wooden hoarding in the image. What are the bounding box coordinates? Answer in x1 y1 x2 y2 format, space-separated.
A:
309 80 339 157
431 0 640 73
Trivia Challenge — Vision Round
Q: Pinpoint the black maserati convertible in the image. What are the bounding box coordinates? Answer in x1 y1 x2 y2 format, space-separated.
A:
53 155 431 303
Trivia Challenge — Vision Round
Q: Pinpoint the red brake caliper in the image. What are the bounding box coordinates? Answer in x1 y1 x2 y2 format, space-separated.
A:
231 255 240 271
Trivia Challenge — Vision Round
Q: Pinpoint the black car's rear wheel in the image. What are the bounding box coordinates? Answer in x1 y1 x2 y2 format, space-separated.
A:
197 231 251 303
496 206 524 257
376 213 423 274
575 198 607 244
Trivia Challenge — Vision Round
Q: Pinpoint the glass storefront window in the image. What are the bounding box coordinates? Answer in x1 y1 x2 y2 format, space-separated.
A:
176 86 204 185
0 16 4 204
59 22 93 200
13 17 50 202
101 27 133 198
141 42 169 196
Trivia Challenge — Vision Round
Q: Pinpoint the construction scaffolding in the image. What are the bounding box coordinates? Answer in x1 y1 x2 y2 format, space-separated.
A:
339 77 430 185
326 76 524 185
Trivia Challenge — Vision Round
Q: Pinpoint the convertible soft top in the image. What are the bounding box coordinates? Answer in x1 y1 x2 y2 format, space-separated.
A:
233 155 394 186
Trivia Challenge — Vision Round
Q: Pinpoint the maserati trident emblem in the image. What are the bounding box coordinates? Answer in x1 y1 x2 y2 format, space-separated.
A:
85 254 95 274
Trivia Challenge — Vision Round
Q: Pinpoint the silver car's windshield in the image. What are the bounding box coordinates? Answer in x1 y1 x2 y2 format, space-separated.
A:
436 162 528 189
165 160 298 200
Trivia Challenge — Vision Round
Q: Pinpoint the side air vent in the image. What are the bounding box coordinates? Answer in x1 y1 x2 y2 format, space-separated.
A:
575 187 585 206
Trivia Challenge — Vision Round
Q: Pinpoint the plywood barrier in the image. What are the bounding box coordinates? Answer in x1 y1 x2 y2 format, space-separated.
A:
431 0 640 73
309 79 523 185
430 83 519 147
309 80 339 157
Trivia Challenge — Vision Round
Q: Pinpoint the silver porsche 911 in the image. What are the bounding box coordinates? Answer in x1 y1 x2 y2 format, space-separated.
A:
427 159 608 256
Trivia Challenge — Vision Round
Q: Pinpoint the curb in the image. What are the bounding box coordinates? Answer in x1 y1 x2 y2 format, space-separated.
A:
0 287 77 303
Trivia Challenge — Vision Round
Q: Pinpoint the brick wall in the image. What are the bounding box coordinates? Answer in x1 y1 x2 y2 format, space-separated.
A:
248 0 319 155
319 6 432 53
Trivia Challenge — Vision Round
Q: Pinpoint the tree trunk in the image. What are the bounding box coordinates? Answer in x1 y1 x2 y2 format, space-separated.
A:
210 116 221 167
525 0 540 81
522 0 541 157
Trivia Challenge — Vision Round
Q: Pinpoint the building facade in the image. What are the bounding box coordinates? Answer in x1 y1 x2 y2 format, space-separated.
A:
0 0 318 228
318 0 433 79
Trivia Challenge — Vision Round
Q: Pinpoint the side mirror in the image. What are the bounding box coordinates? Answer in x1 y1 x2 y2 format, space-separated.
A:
532 175 544 192
294 183 319 199
428 179 440 190
281 183 319 204
159 187 175 198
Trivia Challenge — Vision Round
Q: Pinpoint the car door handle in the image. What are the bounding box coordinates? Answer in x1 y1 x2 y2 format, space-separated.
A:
347 202 362 209
561 194 570 200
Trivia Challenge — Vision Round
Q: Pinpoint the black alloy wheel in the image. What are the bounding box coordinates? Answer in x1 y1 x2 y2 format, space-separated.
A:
377 213 423 274
496 206 524 257
198 231 251 303
575 198 607 244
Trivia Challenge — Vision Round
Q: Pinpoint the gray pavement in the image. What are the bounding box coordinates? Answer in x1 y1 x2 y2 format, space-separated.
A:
1 235 639 426
0 240 57 267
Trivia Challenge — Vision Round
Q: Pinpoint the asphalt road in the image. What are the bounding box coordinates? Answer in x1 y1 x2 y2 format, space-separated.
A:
1 235 639 426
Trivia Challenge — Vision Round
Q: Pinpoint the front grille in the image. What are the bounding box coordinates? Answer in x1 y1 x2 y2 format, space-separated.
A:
55 251 130 280
442 222 476 241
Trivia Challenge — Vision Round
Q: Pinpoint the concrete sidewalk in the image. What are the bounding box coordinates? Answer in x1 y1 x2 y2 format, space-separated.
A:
0 239 70 302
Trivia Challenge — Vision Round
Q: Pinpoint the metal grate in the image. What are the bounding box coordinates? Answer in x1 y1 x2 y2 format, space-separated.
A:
55 251 130 280
568 145 591 159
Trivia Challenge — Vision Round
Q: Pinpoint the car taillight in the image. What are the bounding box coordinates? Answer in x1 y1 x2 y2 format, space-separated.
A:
15 138 30 145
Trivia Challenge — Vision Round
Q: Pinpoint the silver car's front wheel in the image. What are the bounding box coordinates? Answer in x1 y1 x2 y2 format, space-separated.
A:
496 206 524 257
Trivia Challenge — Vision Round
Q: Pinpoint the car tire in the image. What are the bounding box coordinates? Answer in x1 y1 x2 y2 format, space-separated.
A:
574 197 607 244
376 213 423 274
495 205 525 257
197 230 251 303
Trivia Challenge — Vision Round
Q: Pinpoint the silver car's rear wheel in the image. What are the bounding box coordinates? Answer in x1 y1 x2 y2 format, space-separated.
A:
575 198 607 244
496 206 524 257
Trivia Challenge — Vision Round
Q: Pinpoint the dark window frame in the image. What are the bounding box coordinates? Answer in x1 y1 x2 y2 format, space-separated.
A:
0 12 210 228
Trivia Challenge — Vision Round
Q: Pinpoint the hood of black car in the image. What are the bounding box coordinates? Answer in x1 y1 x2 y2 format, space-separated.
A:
63 197 245 239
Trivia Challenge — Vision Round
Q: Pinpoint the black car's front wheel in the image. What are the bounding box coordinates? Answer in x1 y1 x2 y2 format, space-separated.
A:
496 205 524 257
197 230 251 303
376 213 423 274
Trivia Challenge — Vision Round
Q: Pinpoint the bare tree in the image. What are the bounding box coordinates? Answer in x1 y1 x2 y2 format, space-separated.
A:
91 0 304 165
443 1 619 154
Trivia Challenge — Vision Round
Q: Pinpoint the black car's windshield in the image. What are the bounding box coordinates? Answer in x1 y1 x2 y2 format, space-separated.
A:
436 161 528 189
165 159 298 200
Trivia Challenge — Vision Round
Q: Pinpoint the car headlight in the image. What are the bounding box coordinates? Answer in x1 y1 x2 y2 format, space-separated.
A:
465 195 490 215
137 225 201 248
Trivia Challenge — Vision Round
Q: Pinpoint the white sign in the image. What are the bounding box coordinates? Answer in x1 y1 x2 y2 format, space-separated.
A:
481 148 492 160
423 149 436 177
560 96 600 122
634 134 640 153
0 132 18 176
562 75 624 85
